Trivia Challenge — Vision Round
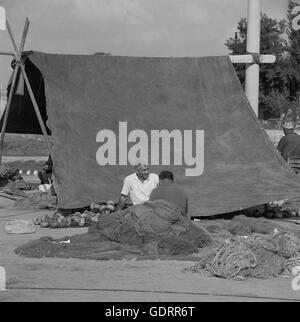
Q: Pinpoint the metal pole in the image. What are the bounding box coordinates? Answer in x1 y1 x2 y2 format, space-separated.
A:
245 0 261 117
0 65 20 165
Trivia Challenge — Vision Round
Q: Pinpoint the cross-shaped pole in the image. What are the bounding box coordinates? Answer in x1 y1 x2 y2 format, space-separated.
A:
229 0 276 117
0 18 53 166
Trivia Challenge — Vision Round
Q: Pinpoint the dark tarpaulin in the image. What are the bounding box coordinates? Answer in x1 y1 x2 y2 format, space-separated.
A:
0 53 51 135
8 52 300 216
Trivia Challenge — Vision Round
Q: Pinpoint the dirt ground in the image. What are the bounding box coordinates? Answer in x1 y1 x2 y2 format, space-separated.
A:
1 196 300 302
1 129 300 302
2 134 49 157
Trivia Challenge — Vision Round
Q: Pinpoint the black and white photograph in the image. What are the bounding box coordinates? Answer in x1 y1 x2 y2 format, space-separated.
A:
0 0 300 305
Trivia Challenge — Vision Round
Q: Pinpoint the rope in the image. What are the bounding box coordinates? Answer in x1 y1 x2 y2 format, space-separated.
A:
208 238 257 280
196 233 300 280
257 238 279 252
285 255 300 274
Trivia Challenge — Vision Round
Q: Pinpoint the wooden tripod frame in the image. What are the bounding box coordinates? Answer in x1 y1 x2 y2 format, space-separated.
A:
0 18 53 166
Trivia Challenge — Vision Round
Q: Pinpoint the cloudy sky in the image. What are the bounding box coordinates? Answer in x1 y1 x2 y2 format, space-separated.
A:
0 0 289 86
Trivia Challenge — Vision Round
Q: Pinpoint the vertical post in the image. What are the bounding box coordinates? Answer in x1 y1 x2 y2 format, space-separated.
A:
245 0 261 117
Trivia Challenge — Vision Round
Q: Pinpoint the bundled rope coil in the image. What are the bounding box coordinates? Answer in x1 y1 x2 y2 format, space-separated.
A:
207 237 257 280
186 231 300 280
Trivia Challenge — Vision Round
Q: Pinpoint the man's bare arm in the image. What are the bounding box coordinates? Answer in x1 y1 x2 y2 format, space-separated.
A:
117 194 128 211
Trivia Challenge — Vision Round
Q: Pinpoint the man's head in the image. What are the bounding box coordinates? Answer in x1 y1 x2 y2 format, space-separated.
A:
159 171 174 184
283 121 294 135
134 159 150 180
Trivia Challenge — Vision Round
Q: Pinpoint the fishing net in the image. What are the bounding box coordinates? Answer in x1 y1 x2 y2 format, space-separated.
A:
0 165 22 188
285 256 300 275
276 198 300 215
227 215 279 236
15 200 212 260
14 192 57 210
2 180 38 198
184 231 300 280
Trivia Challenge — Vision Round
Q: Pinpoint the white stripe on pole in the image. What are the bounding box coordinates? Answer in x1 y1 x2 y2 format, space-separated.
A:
245 0 261 117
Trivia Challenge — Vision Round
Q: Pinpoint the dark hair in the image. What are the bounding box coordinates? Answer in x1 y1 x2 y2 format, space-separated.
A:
159 171 174 182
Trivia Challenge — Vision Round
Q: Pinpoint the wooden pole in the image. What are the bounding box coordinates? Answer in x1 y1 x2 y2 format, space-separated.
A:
17 18 29 60
6 20 18 54
230 54 275 64
20 63 53 157
0 19 31 166
0 65 20 166
4 18 53 158
0 51 14 56
0 20 20 166
245 0 261 117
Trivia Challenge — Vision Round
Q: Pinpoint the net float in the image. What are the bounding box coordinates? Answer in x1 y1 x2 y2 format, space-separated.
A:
78 218 86 227
33 216 41 226
106 205 115 212
90 202 101 212
99 205 107 213
40 221 49 228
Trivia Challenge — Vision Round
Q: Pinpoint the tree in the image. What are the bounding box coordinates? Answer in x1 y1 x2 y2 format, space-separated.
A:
225 18 247 86
286 1 300 97
225 14 288 119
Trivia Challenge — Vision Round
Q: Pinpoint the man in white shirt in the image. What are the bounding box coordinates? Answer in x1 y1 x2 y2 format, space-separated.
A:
117 160 159 210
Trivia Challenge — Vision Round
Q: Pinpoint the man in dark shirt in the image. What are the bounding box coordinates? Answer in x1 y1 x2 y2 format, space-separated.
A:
149 170 188 216
38 155 53 184
277 122 300 161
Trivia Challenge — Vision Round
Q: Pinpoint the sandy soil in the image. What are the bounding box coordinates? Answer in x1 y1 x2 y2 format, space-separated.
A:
1 196 300 303
3 134 49 157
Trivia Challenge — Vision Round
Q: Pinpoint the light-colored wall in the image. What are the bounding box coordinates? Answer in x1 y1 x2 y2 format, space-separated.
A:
0 89 7 116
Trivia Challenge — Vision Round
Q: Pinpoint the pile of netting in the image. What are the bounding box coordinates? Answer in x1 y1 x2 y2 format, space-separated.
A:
15 200 213 260
2 180 38 197
0 165 22 188
184 230 300 280
227 215 279 236
14 192 57 210
277 198 300 216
